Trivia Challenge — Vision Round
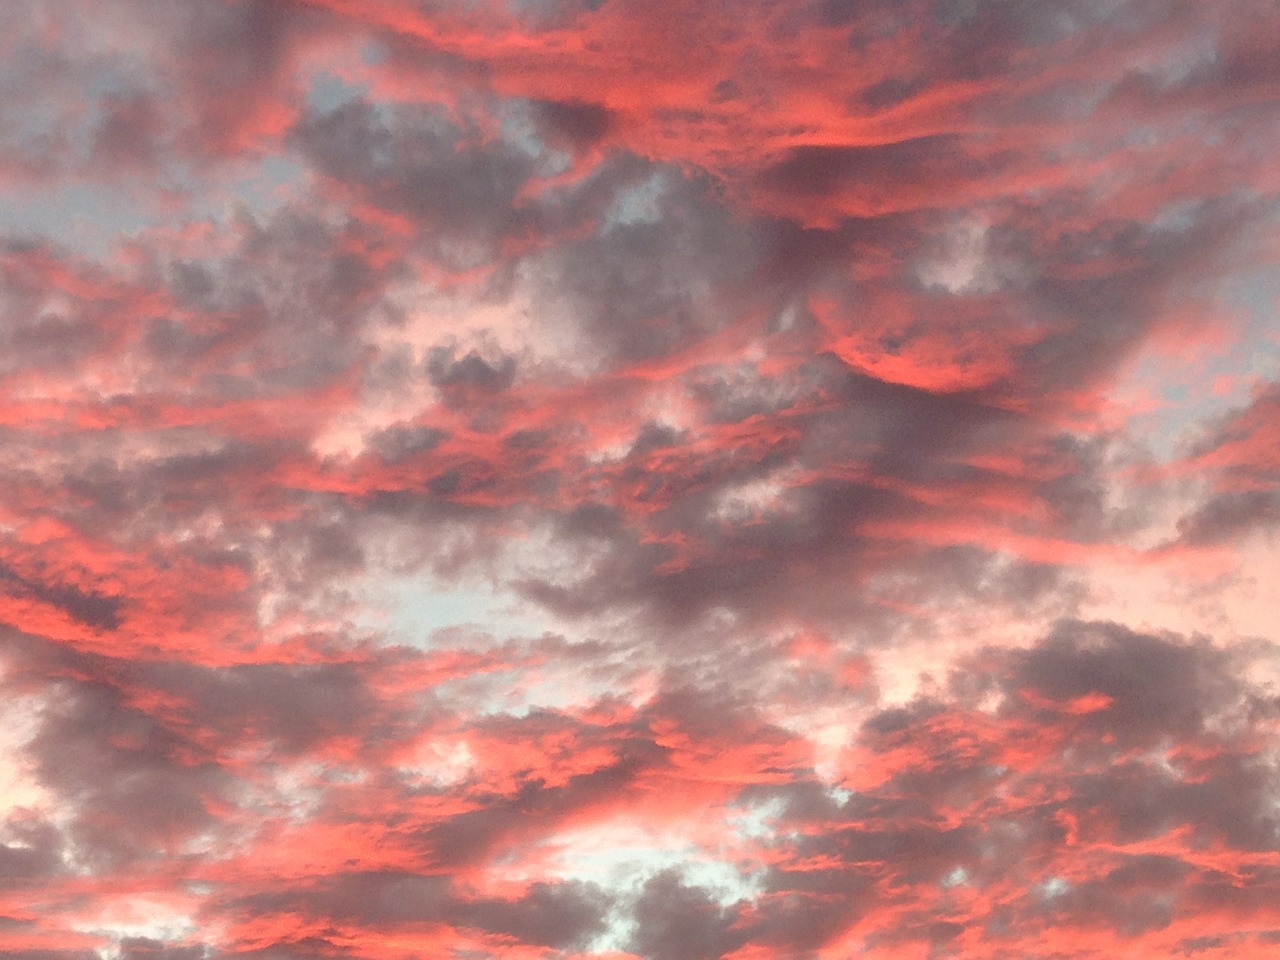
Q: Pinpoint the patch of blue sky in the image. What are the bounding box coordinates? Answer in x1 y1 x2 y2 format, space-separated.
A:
353 575 558 647
188 154 310 224
603 169 668 230
307 70 370 115
1119 266 1280 462
0 150 307 260
361 39 389 67
497 101 575 180
0 181 157 259
1226 269 1280 379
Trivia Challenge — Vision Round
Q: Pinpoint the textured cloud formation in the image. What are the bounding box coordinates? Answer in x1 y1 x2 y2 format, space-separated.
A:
1 1 1278 958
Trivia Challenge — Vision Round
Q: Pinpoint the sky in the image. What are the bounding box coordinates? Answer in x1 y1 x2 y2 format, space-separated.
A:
1 1 1278 958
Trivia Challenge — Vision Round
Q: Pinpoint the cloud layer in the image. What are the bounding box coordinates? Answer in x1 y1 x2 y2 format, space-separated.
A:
1 1 1278 958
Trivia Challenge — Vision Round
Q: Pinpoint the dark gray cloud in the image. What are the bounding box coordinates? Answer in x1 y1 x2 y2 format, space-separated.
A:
0 563 121 632
26 676 229 867
1175 382 1280 545
757 135 987 207
292 97 542 270
628 869 747 960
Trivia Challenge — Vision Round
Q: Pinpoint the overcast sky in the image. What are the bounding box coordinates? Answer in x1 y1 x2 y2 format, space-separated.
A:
1 1 1278 958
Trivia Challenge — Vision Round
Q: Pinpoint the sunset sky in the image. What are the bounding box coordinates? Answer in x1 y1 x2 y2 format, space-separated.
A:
2 1 1279 958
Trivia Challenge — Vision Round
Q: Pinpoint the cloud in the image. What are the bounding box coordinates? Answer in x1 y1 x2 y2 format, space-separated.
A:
1175 382 1280 544
1 1 1277 958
